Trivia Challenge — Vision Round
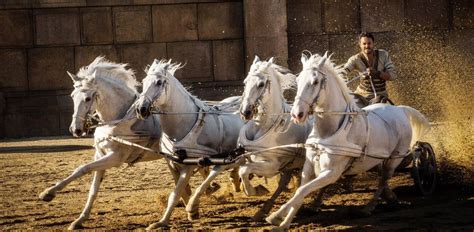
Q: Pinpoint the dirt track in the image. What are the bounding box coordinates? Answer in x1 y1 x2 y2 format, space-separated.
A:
1 137 473 230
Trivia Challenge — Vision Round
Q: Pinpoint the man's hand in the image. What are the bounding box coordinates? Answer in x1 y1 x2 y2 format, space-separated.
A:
367 68 381 79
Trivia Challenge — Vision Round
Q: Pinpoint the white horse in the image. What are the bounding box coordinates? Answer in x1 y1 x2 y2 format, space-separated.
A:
238 56 312 220
266 52 431 230
38 57 168 230
135 59 245 229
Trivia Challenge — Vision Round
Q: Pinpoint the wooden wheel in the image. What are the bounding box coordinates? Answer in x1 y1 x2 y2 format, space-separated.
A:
411 141 438 196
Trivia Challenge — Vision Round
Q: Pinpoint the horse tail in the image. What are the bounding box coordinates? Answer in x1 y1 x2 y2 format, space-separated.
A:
399 105 431 147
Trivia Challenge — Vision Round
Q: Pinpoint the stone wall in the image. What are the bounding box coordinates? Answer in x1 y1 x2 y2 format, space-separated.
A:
287 0 473 71
0 0 250 138
0 0 472 138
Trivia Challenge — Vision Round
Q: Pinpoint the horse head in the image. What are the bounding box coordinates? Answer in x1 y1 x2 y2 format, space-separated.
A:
240 56 275 120
291 52 330 124
68 56 138 137
240 56 295 121
68 70 98 137
136 59 183 119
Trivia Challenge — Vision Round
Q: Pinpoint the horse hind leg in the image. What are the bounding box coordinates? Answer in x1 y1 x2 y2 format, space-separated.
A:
229 167 241 192
361 158 403 215
68 170 105 230
253 169 292 221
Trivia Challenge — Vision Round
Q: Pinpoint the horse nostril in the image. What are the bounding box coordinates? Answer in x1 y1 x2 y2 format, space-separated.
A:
74 129 82 136
139 107 147 115
297 112 304 119
244 110 252 117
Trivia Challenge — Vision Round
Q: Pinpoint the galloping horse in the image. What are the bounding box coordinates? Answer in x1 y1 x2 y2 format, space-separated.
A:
238 56 312 220
38 57 167 230
135 59 245 228
266 52 430 230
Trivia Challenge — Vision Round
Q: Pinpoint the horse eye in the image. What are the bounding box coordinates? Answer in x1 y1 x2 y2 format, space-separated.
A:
257 82 265 88
156 80 163 86
85 97 91 102
311 79 319 86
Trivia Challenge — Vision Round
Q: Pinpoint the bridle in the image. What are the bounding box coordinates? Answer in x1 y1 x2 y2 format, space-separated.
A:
294 69 327 113
241 75 271 117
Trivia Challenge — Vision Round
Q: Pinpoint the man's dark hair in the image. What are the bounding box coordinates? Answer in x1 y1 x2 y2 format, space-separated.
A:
359 32 375 42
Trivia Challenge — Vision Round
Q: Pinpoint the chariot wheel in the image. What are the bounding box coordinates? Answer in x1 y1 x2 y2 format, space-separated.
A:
411 141 437 196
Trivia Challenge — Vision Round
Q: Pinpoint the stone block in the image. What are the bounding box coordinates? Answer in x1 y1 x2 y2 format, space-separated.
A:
0 1 31 9
120 43 167 81
323 0 359 33
245 36 288 71
167 41 212 81
4 112 60 137
288 35 329 72
287 0 322 35
5 94 59 114
34 8 80 46
213 40 245 81
328 33 359 64
360 0 403 32
57 94 73 112
81 7 113 44
32 0 86 8
244 0 287 37
75 45 120 72
452 0 474 29
405 0 448 29
114 6 152 43
0 10 32 47
152 4 198 42
0 49 28 91
59 111 73 135
28 47 75 91
198 2 243 40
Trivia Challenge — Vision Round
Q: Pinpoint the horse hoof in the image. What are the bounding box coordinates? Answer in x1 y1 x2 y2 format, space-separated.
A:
351 208 372 218
265 213 283 226
146 222 169 230
253 211 266 222
187 211 199 221
205 183 221 195
255 185 270 196
68 221 84 230
39 191 55 202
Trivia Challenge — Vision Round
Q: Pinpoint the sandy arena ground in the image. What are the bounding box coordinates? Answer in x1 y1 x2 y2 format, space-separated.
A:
1 136 473 230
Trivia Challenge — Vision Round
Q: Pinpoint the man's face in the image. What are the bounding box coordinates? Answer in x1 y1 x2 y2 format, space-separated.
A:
359 36 374 55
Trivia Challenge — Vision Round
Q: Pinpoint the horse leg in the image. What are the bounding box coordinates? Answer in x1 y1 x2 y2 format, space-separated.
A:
147 165 194 229
253 169 292 221
186 163 238 221
266 155 349 230
229 167 241 192
198 167 221 195
362 158 403 215
39 150 124 202
381 158 403 204
68 170 105 230
166 161 191 206
238 163 274 196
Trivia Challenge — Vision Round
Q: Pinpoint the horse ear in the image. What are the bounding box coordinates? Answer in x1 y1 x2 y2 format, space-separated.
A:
318 56 327 68
301 53 308 65
268 57 275 64
67 71 80 82
253 56 260 64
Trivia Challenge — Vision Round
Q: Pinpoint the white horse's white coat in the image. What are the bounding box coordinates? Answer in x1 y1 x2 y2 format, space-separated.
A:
238 56 312 220
135 59 245 228
266 53 430 230
38 57 166 230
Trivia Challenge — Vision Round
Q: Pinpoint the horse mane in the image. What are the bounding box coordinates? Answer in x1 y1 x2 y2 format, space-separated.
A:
77 56 139 93
304 52 356 105
245 60 296 91
146 59 208 108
